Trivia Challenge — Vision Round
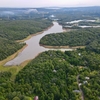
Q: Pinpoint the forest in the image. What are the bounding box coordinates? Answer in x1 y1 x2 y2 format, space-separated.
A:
0 7 100 100
0 49 100 100
0 37 25 61
0 19 52 61
0 19 52 40
40 28 100 53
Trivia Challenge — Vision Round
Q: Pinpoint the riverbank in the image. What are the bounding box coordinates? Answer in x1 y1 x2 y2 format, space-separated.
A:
40 45 85 49
4 22 69 66
0 44 28 66
20 52 41 67
0 24 53 66
16 24 53 43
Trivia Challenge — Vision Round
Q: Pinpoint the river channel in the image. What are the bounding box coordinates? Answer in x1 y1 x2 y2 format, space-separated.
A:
5 22 72 66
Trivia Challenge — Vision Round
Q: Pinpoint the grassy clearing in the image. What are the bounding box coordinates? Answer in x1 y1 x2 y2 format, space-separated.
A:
0 57 31 80
0 45 28 80
0 65 24 80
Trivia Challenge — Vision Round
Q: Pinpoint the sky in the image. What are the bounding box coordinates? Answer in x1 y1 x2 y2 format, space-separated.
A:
0 0 100 8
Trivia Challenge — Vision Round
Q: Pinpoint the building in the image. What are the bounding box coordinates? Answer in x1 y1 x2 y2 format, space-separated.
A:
34 96 38 100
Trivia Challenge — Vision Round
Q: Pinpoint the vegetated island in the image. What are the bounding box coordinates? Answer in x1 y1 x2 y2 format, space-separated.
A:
40 28 100 53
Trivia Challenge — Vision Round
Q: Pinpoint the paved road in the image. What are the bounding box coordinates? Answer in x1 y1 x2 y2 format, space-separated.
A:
77 75 84 100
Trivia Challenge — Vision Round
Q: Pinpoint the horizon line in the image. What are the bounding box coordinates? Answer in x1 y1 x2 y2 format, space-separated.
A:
0 5 100 8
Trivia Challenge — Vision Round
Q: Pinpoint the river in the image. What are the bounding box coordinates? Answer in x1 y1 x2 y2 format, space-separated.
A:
5 22 72 66
65 19 100 28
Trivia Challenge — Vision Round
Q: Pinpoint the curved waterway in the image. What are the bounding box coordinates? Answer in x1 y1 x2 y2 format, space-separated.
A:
5 22 72 66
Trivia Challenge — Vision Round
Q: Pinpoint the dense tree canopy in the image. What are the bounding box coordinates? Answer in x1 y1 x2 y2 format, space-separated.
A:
0 37 25 60
1 7 100 100
40 28 100 53
0 49 100 100
0 19 52 40
0 19 52 61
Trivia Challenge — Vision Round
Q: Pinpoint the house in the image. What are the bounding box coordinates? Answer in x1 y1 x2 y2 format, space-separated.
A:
53 69 57 73
78 53 81 56
83 81 88 84
79 83 82 86
85 77 90 80
34 96 38 100
73 90 80 93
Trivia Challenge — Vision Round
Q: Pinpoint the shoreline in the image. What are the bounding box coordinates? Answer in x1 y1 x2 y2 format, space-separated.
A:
20 52 41 67
0 44 28 66
16 24 53 43
0 22 73 66
40 44 85 49
0 24 53 66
